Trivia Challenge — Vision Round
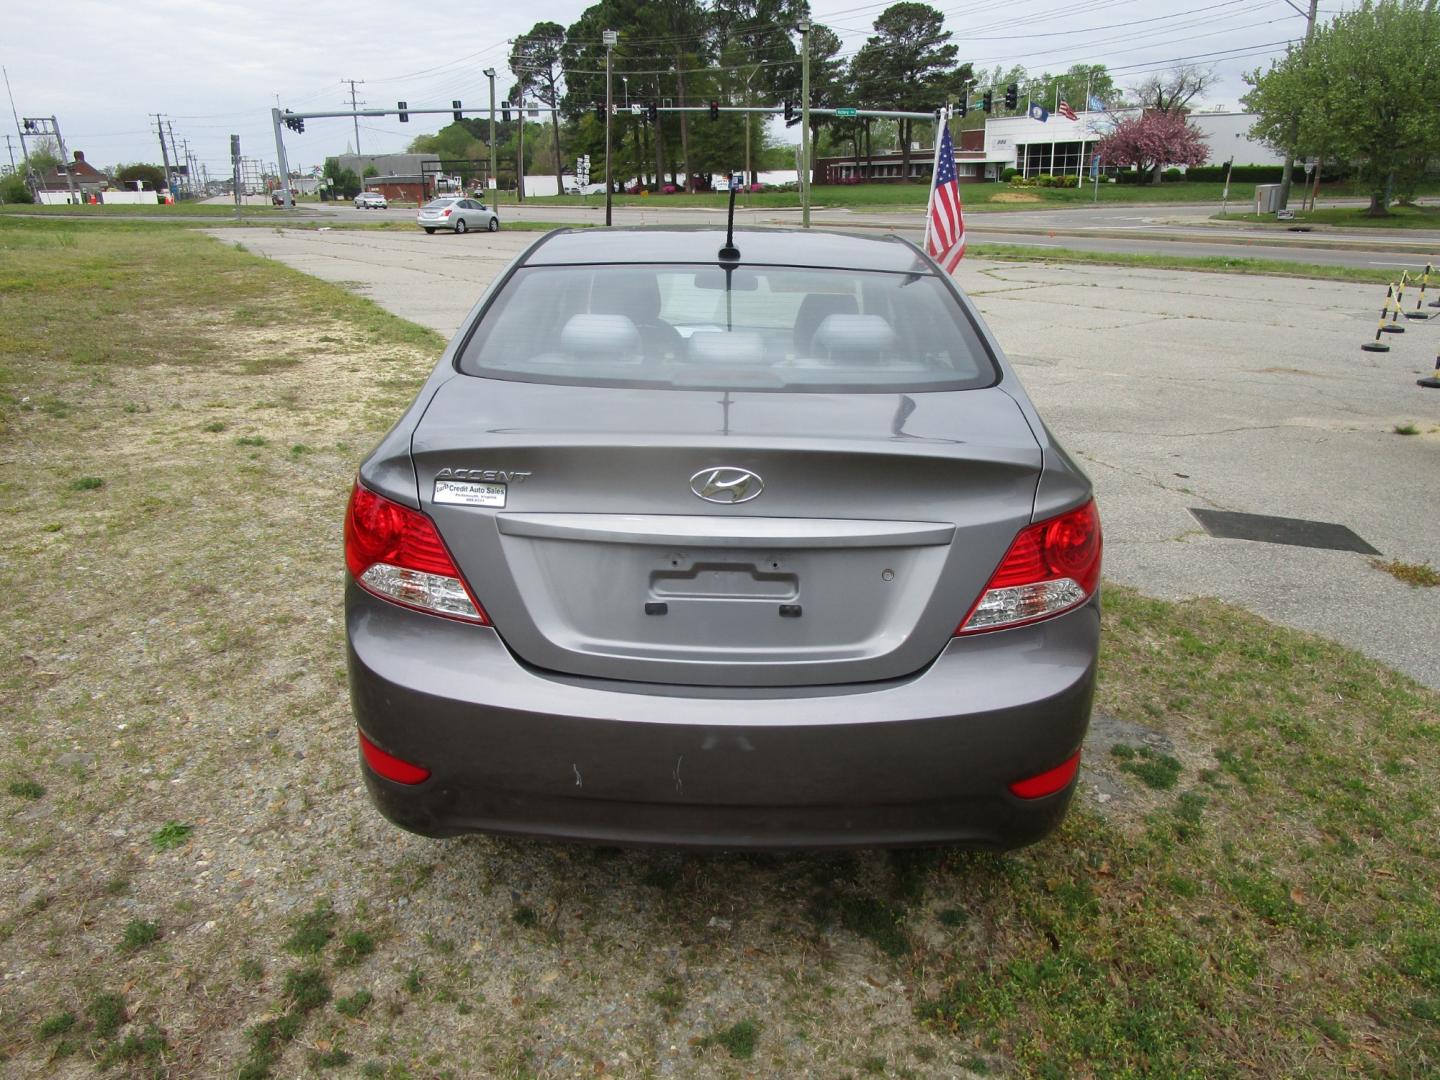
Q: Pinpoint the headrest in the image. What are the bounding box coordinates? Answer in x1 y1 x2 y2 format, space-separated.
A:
685 330 767 366
812 314 897 356
559 314 643 362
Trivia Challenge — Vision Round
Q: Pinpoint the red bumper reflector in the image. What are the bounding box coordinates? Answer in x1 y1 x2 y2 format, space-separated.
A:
358 731 430 785
1008 751 1080 799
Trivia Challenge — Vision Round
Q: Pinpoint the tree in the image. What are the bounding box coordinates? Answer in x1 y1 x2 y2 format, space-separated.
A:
802 26 849 187
1037 64 1117 112
1244 0 1440 216
0 173 33 204
511 22 568 195
115 163 166 191
26 135 61 173
322 157 361 199
852 3 959 181
1132 64 1216 113
1095 111 1209 182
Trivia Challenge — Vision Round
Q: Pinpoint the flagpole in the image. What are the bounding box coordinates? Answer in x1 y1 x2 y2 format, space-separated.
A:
921 106 948 253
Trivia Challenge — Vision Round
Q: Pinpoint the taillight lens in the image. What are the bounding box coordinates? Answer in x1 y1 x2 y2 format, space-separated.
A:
442 208 452 216
957 500 1101 634
344 481 488 623
358 730 430 784
1008 751 1080 799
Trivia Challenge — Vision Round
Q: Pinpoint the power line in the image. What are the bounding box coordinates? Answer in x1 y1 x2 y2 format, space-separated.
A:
342 78 365 154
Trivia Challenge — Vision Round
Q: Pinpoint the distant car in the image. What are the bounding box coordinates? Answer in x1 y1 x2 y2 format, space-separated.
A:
417 197 498 235
566 183 606 196
344 227 1101 849
355 192 388 210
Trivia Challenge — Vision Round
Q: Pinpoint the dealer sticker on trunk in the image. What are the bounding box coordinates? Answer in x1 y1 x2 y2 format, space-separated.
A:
434 480 506 508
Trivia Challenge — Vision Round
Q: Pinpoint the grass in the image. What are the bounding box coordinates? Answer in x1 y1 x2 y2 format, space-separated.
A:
335 989 374 1018
120 918 161 951
1215 204 1440 229
150 821 193 851
284 900 337 955
969 243 1405 285
696 1017 760 1059
8 778 44 799
1393 423 1421 435
1110 743 1184 790
1371 558 1440 588
3 216 1440 1078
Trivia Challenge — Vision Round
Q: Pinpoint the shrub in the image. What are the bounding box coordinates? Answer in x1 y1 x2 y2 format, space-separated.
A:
1000 167 1019 182
1164 167 1184 181
1 174 34 204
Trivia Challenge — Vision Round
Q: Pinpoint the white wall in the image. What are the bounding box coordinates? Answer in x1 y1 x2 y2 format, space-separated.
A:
1188 113 1284 167
102 191 161 205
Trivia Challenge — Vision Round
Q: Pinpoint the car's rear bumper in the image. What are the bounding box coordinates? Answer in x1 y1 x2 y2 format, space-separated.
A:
345 582 1097 849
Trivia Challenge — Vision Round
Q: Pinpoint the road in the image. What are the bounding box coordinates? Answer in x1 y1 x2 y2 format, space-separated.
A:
206 226 1440 689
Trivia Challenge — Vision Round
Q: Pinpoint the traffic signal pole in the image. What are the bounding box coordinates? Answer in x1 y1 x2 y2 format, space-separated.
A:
799 16 811 229
270 107 295 209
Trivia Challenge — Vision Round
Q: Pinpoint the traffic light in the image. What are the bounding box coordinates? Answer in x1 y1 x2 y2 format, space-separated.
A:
595 101 606 122
452 100 463 122
502 101 512 123
397 101 409 122
284 114 304 134
709 100 719 121
1005 83 1018 109
646 101 658 123
956 98 967 119
22 118 35 132
783 99 795 124
982 90 993 113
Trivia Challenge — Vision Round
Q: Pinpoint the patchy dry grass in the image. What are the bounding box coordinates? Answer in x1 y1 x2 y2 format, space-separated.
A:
1 218 1438 1079
1372 558 1440 588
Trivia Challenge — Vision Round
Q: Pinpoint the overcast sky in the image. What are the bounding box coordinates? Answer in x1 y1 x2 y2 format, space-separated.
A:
3 0 1342 176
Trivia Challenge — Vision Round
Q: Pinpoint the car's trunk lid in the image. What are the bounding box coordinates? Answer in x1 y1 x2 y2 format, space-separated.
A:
409 378 1041 687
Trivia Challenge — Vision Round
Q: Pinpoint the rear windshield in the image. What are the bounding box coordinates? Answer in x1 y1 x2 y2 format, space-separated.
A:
424 199 458 208
457 263 997 392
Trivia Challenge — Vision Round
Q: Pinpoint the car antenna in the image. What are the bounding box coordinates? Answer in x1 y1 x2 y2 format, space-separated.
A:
718 174 740 261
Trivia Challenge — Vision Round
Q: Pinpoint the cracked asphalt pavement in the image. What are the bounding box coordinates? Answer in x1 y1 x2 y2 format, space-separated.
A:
210 227 1440 687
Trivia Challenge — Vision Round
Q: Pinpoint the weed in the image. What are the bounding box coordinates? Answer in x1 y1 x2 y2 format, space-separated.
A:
289 443 311 456
648 977 685 1020
285 900 337 955
336 929 376 966
1371 558 1440 588
336 989 374 1018
69 476 104 491
98 1026 168 1069
860 1054 887 1075
839 895 910 958
511 905 539 928
697 1017 760 1060
402 966 424 995
1393 423 1420 435
937 907 970 928
120 918 161 951
1111 743 1183 790
150 821 192 851
283 966 331 1011
360 1063 386 1078
306 1046 353 1068
7 778 44 799
202 420 227 432
103 876 130 896
240 958 265 981
37 1011 76 1038
87 991 126 1038
236 435 267 447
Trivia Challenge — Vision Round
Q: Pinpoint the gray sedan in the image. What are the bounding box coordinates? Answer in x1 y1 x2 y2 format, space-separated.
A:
345 227 1100 849
417 197 498 235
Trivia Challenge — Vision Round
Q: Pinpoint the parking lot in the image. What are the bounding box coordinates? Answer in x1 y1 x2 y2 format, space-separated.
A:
213 226 1440 689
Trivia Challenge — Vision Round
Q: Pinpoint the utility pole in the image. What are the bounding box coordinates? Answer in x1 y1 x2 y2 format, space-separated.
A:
517 98 525 203
165 121 183 198
604 29 617 227
23 115 78 203
799 15 811 228
483 68 497 199
342 79 365 157
4 66 33 195
3 134 15 173
230 134 242 221
1278 0 1319 210
151 114 173 198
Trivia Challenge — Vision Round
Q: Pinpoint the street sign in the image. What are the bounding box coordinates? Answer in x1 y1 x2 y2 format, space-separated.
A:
835 108 857 118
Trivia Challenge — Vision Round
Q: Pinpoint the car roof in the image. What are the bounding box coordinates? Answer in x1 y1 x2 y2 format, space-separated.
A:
521 227 932 273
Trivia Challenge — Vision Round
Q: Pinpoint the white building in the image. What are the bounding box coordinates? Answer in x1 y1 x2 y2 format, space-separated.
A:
984 108 1281 177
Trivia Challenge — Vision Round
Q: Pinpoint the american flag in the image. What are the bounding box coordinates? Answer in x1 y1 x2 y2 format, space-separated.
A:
925 125 966 273
1057 99 1078 122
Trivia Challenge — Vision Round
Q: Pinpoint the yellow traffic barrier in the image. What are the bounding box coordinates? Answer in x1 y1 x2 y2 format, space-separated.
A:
1362 285 1394 352
1407 262 1433 320
1419 350 1440 389
1381 271 1408 334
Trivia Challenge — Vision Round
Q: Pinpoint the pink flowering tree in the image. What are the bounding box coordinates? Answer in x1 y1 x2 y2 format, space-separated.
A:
1097 111 1210 184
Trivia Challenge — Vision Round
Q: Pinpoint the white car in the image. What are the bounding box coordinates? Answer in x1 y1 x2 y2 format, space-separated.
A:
354 192 388 210
417 197 499 235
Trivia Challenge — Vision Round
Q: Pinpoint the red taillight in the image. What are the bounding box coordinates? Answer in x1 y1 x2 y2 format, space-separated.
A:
957 500 1101 634
1008 752 1080 799
442 208 452 217
344 481 488 623
359 730 430 784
